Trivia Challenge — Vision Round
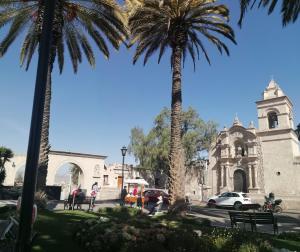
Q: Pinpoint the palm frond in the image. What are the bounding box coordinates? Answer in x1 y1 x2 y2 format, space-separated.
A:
128 0 235 67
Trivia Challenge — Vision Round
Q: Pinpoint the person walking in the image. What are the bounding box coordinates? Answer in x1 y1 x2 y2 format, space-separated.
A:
120 186 128 206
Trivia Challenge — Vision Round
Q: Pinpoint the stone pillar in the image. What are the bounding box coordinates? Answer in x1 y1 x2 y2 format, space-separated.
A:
223 166 227 187
226 165 230 190
220 166 224 188
253 164 257 188
248 165 253 189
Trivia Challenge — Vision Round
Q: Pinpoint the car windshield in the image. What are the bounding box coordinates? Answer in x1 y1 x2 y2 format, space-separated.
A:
220 192 228 197
242 193 248 198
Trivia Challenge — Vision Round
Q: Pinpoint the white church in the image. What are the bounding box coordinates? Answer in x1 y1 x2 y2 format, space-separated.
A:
207 80 300 209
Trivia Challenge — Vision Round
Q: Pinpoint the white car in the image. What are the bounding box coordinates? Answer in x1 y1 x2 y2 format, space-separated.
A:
207 192 252 210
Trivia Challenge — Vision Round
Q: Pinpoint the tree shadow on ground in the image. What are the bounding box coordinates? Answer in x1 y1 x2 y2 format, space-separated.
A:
32 210 97 252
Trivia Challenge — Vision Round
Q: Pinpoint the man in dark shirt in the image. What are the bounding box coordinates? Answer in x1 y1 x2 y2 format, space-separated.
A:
120 186 128 206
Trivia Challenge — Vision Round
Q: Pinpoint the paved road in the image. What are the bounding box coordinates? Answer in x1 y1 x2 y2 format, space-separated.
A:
189 206 300 233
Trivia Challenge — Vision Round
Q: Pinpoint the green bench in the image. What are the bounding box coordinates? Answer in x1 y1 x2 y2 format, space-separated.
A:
229 211 278 234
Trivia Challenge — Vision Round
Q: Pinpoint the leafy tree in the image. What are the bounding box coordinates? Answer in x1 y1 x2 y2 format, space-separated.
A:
0 147 14 185
128 0 235 206
128 107 217 185
238 0 299 26
0 0 127 190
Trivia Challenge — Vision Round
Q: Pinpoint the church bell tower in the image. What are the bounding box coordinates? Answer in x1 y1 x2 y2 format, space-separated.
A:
256 80 299 195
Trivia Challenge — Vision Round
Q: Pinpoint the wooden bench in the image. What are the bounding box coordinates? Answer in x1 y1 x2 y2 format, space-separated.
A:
64 194 94 211
229 211 278 234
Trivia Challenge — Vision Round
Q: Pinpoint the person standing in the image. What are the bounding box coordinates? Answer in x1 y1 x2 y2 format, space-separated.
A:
91 182 99 208
120 186 128 206
132 185 138 196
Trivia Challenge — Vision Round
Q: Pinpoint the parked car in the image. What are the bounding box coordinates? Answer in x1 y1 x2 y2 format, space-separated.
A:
143 189 169 205
207 192 252 210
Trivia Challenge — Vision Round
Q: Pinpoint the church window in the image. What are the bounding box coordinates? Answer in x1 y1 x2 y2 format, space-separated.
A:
268 112 279 129
234 140 246 157
103 175 109 185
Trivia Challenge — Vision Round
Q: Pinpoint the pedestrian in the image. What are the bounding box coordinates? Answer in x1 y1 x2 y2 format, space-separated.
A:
120 186 128 206
137 191 143 209
91 182 99 208
133 185 138 196
148 193 163 215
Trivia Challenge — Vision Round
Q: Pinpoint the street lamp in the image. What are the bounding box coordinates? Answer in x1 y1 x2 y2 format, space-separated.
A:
121 146 127 195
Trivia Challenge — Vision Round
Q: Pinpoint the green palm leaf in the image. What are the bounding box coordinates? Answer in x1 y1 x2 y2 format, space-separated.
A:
238 0 299 26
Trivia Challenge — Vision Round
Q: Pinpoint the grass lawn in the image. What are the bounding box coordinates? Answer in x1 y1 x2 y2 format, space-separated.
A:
1 206 300 251
272 238 300 251
32 210 97 252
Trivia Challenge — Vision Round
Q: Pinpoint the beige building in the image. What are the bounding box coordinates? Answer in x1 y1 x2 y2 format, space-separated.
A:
208 80 300 209
3 151 139 200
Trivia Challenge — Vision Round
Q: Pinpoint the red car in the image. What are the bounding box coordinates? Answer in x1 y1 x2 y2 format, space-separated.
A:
144 189 169 205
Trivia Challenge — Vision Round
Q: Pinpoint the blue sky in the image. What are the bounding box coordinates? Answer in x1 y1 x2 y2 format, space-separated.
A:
0 2 299 165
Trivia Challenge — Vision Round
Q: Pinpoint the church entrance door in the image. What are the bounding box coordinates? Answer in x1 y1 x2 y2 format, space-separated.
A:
233 169 247 192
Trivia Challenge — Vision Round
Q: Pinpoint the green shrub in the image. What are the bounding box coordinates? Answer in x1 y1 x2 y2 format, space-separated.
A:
238 243 258 252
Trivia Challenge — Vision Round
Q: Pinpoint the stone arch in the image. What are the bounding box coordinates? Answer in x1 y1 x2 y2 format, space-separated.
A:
267 111 279 129
53 161 85 187
233 169 247 192
53 161 85 200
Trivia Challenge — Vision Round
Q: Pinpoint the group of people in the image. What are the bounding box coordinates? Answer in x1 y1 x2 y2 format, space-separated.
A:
120 185 164 215
120 185 144 208
71 182 100 208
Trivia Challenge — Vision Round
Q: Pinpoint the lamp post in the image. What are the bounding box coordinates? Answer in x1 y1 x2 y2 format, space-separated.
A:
15 0 56 251
121 146 127 195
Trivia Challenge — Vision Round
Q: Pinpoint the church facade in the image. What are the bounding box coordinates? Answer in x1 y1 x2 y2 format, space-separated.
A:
207 80 300 209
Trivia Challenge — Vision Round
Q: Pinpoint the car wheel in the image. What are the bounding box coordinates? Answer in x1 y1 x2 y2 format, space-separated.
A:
208 200 216 208
234 201 242 210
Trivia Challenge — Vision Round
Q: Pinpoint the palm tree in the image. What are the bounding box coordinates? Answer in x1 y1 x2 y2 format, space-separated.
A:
0 146 14 185
128 0 236 209
0 0 127 190
238 0 300 26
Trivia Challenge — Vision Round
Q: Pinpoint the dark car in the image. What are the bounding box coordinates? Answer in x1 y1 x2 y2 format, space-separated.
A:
144 189 169 205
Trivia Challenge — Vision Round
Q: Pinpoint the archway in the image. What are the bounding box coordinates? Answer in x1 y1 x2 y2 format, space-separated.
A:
14 165 25 186
233 169 247 192
54 163 84 199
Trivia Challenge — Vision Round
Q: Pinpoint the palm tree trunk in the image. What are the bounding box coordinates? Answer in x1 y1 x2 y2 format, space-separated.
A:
36 62 52 191
168 45 186 207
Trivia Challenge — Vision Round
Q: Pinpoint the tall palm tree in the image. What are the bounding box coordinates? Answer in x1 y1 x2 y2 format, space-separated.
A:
128 0 236 209
0 146 14 185
238 0 300 26
0 0 127 190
